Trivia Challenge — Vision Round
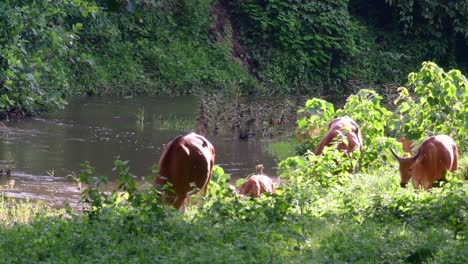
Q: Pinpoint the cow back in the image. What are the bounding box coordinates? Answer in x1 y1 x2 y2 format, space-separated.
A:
411 135 458 189
155 133 215 209
315 116 362 155
239 175 275 198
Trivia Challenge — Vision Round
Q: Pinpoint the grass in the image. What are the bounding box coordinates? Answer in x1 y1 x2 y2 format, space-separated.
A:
0 159 466 263
155 114 196 131
0 197 64 226
458 155 468 180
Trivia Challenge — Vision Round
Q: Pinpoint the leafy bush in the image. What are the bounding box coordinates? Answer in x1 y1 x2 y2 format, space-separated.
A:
0 0 98 116
393 61 468 151
297 61 468 173
296 89 399 171
75 160 164 218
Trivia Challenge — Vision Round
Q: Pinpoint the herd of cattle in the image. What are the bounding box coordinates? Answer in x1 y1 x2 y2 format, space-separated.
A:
153 116 459 210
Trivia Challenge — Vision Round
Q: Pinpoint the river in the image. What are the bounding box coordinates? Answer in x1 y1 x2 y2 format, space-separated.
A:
0 96 295 208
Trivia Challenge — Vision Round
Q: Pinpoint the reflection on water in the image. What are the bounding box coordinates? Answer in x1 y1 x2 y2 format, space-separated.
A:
0 96 288 208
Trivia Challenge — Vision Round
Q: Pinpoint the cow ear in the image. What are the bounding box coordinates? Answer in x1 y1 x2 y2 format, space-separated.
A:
410 147 421 161
390 148 401 161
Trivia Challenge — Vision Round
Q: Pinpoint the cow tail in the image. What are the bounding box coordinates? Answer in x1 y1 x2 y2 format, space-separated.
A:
194 133 215 174
451 143 459 172
157 135 185 180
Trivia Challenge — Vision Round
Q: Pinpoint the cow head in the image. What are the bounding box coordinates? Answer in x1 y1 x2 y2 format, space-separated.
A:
390 147 421 187
255 164 264 175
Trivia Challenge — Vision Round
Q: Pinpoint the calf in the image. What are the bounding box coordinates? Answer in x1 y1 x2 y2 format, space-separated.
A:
154 133 215 209
391 135 458 189
239 164 275 198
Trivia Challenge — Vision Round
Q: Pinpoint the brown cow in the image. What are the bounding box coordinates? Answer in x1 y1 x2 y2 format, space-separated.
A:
315 116 363 156
238 164 275 198
154 133 215 210
391 135 458 190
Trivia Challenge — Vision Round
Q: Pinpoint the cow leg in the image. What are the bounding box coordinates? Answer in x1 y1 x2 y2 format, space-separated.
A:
412 179 421 190
178 201 187 213
199 183 209 197
423 181 433 190
173 195 187 210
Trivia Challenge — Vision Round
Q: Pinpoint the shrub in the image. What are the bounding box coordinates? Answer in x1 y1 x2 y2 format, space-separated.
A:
393 61 468 151
296 89 399 171
0 0 98 116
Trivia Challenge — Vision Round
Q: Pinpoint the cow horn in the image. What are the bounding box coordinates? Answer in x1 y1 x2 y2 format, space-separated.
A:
390 147 402 161
410 147 421 161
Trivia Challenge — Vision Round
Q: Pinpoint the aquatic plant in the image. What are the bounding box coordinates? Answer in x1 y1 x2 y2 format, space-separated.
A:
136 107 145 125
199 94 300 139
155 113 196 131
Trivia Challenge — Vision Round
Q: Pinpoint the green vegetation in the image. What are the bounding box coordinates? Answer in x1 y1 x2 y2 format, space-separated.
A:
384 0 468 67
0 197 61 225
0 0 98 118
459 156 468 180
1 1 466 261
296 89 397 172
1 63 467 262
234 0 361 94
393 62 468 151
1 0 467 119
156 113 196 131
0 161 466 262
72 0 258 97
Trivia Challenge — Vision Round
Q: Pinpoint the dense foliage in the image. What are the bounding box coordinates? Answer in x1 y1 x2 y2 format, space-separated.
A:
72 0 257 96
233 0 361 94
0 158 466 262
1 0 467 117
234 0 468 94
297 61 468 162
296 89 397 172
0 0 97 118
0 0 258 118
1 63 467 262
393 62 468 151
385 0 468 65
